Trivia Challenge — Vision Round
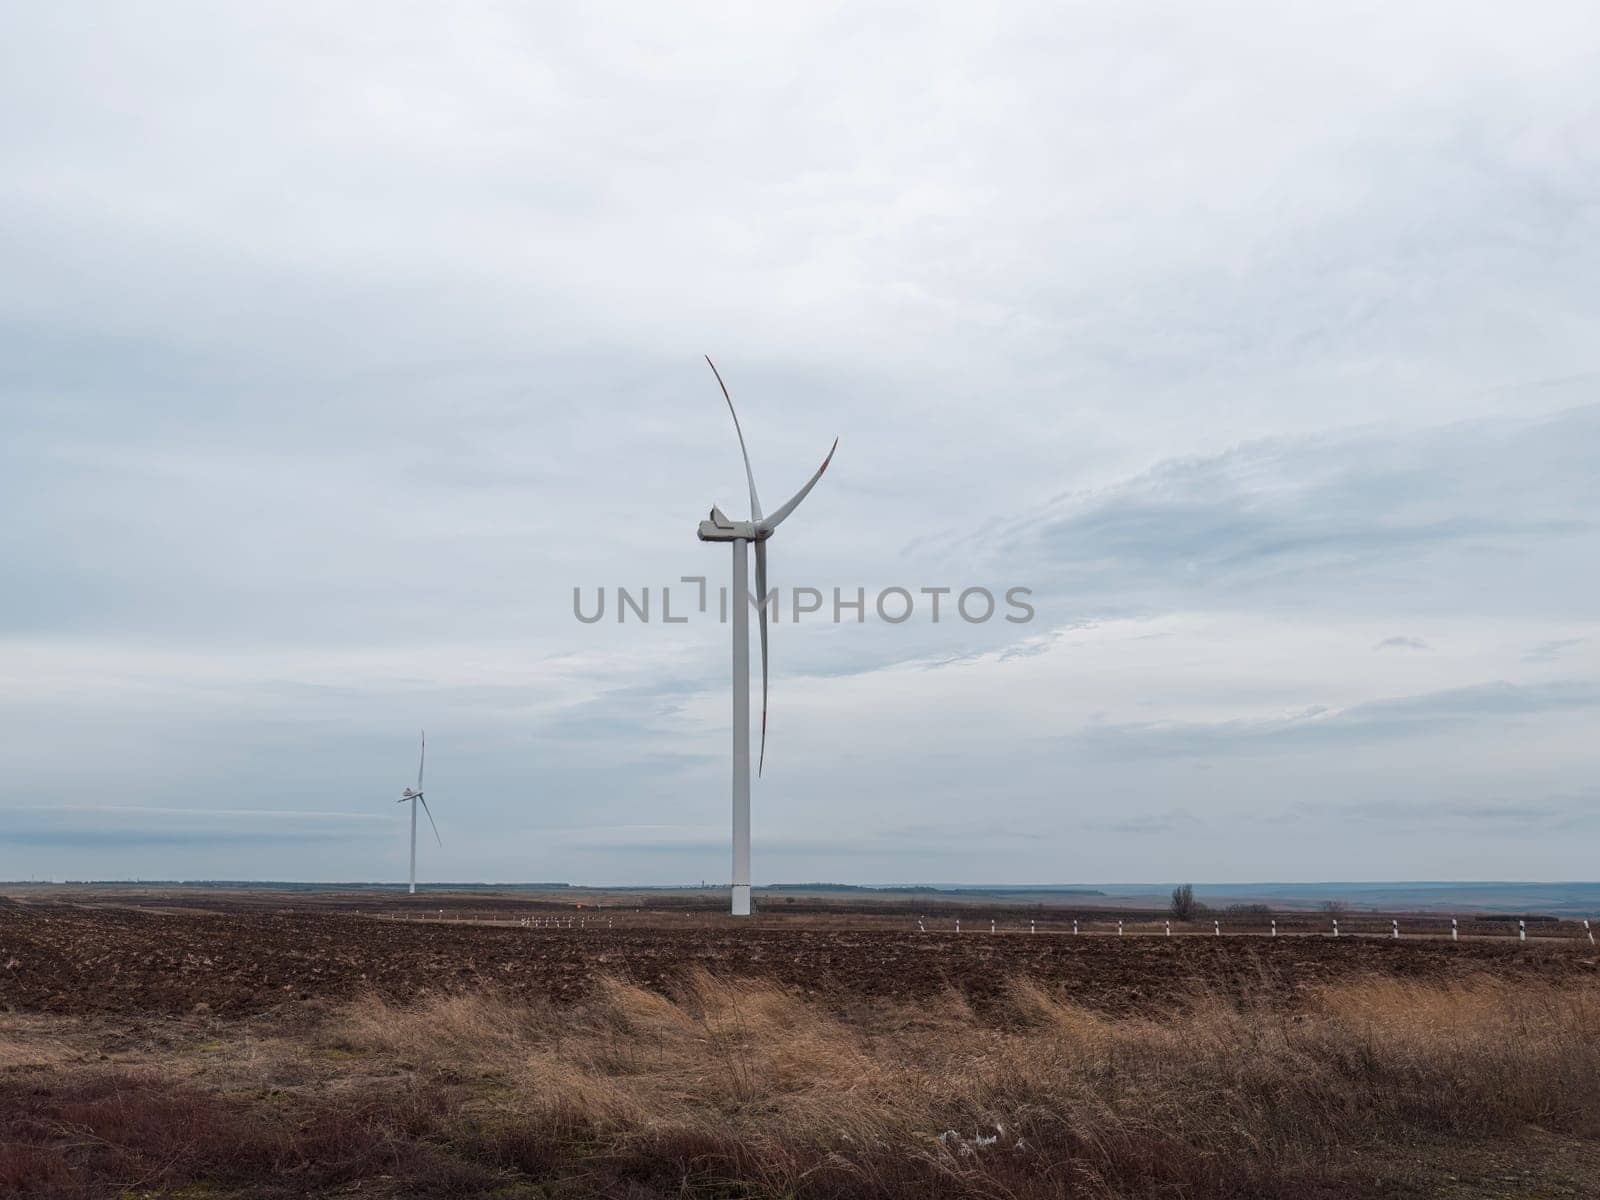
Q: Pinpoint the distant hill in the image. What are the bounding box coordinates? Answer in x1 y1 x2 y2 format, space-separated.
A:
1085 881 1600 916
4 879 1593 917
761 883 1109 896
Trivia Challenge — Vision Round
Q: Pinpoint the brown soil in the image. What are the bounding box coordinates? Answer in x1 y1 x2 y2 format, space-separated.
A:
2 899 1594 1018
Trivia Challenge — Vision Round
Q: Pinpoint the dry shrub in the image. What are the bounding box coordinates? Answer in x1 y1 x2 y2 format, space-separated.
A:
314 971 1600 1196
955 972 1600 1194
0 1074 277 1198
5 971 1598 1198
1303 974 1600 1134
330 987 548 1064
0 1018 73 1071
0 1071 504 1199
0 1142 73 1196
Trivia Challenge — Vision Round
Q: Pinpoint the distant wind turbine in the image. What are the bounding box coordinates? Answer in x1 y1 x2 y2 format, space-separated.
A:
398 730 440 894
697 356 837 917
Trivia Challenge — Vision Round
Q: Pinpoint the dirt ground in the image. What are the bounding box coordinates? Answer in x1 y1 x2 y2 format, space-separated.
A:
2 891 1599 1198
1 893 1595 1018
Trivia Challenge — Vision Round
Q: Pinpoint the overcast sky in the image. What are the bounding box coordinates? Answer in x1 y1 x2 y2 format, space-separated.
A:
3 3 1598 884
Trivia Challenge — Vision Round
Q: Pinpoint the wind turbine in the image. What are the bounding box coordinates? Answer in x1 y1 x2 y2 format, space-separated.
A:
697 356 837 917
398 730 440 895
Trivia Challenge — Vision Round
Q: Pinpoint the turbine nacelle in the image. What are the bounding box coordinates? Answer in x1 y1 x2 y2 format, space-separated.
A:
698 507 762 542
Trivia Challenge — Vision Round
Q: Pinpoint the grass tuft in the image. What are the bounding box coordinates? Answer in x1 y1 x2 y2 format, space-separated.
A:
4 971 1599 1197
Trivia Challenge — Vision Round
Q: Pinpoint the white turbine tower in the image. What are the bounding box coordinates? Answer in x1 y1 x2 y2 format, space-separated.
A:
697 356 837 917
398 730 440 894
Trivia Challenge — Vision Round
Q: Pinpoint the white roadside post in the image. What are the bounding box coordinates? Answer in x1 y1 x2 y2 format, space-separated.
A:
1333 919 1340 938
1165 921 1171 937
1586 919 1594 945
1213 919 1220 937
1270 919 1277 938
1519 920 1527 943
1391 919 1399 940
990 919 996 935
956 918 961 934
1030 920 1036 934
1073 919 1079 935
1117 920 1123 936
1451 918 1458 942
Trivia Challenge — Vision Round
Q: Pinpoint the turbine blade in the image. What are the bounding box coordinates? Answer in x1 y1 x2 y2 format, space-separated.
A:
755 539 769 776
418 730 425 790
760 438 837 532
705 355 762 520
418 792 442 847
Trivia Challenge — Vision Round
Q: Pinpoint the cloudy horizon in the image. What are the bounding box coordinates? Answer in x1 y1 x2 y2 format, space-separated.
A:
3 4 1598 884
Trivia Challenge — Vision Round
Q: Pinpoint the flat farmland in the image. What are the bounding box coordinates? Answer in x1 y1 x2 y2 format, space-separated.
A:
5 893 1600 1198
1 896 1594 1017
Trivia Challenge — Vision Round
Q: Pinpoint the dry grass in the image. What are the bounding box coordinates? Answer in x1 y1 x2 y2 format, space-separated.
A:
3 970 1598 1197
0 1015 72 1071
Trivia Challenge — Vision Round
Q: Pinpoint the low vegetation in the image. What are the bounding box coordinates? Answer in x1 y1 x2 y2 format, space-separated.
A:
3 970 1598 1197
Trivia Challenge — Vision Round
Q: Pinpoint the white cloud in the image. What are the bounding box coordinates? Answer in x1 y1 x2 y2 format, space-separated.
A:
2 2 1598 881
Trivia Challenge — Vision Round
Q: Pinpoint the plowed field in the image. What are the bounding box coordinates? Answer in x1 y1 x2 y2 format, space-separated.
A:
2 900 1593 1017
